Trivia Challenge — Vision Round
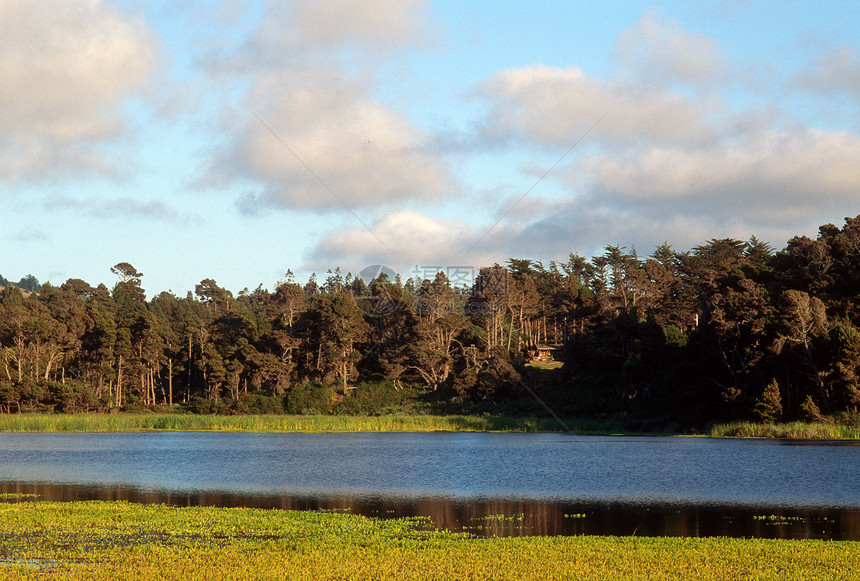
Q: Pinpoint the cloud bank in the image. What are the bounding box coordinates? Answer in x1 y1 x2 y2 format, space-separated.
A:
304 9 860 272
0 0 157 182
209 0 453 212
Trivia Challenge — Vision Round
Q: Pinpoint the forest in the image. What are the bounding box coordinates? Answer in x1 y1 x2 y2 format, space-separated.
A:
2 215 860 431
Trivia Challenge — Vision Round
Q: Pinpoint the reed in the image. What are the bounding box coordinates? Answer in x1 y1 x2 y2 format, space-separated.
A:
0 413 592 434
13 413 860 440
710 420 860 440
3 413 857 438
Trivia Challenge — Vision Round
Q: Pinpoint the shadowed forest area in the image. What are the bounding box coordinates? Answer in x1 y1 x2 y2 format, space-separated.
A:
2 215 860 432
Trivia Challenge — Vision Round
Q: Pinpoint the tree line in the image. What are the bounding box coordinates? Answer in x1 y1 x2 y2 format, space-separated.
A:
2 215 860 429
0 273 41 293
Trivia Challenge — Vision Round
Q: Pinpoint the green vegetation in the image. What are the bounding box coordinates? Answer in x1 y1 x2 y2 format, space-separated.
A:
3 412 858 439
0 412 628 434
524 360 564 370
0 501 857 580
711 421 860 439
4 216 860 433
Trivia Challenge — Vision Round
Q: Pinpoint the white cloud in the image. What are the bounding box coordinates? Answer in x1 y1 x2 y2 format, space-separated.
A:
208 0 451 211
224 73 452 210
514 198 715 257
0 0 157 181
43 194 196 222
306 210 507 274
582 128 860 209
614 8 726 87
793 45 860 102
275 0 428 51
304 204 717 275
493 126 860 259
180 4 860 277
468 12 738 151
453 10 860 262
475 64 717 148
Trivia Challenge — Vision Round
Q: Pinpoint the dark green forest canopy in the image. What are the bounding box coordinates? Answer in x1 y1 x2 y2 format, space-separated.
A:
2 215 860 429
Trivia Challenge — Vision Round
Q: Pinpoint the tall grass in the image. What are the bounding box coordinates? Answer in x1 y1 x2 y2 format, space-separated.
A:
4 413 858 438
710 421 860 440
0 413 614 434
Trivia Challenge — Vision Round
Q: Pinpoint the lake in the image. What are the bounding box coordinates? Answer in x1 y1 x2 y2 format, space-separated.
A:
1 432 858 539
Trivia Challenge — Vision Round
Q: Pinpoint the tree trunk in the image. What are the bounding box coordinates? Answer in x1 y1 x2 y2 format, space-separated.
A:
187 334 193 400
803 342 831 413
150 366 156 405
116 355 123 407
15 337 24 382
33 342 41 383
44 348 61 382
168 357 173 407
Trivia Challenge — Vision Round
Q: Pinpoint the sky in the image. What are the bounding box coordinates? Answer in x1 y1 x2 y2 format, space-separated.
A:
1 0 859 297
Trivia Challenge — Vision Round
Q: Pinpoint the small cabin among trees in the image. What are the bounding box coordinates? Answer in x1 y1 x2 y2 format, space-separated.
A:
531 343 563 362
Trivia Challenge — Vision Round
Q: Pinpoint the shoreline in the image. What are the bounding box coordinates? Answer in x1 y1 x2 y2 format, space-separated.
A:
0 412 857 439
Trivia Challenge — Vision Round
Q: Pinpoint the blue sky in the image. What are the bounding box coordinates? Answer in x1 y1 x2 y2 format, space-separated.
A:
2 0 859 296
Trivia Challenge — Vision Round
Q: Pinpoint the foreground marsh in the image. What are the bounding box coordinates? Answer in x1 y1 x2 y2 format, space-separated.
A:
0 501 857 580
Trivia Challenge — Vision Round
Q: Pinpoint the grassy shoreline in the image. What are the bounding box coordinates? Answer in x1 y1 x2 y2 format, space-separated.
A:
0 413 620 434
0 412 858 439
0 501 857 580
709 420 860 440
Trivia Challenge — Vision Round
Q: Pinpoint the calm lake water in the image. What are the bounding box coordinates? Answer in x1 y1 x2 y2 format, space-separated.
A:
1 432 858 539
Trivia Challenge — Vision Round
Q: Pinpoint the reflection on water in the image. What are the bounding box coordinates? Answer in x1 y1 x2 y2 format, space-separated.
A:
2 481 858 541
1 432 859 540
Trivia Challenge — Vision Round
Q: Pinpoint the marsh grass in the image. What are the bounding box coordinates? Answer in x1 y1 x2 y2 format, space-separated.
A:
0 413 626 434
3 413 858 439
710 421 860 440
0 501 857 580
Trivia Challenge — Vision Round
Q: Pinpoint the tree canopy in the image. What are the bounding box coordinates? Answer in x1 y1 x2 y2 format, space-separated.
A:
3 217 860 429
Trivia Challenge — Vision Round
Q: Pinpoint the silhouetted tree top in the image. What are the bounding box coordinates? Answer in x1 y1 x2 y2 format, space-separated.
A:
111 262 143 284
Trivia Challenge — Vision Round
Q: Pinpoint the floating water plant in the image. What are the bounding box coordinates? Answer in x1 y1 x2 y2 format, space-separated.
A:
753 515 807 525
0 501 858 580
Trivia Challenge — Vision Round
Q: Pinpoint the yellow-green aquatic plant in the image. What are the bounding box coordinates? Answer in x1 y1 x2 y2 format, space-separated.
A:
0 501 857 580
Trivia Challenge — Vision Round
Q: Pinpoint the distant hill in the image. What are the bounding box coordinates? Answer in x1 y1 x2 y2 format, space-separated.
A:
0 283 35 298
0 273 41 293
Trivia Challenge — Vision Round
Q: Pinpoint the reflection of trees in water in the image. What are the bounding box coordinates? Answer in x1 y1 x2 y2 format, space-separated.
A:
2 481 858 541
